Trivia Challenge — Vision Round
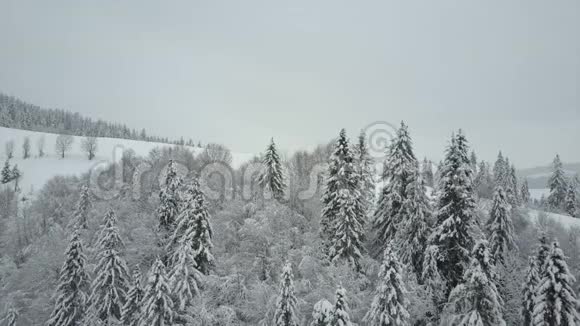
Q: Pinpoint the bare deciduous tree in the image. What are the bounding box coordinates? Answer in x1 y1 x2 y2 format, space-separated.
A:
81 136 98 160
37 136 45 157
55 134 74 159
22 137 31 159
198 143 233 166
5 140 14 159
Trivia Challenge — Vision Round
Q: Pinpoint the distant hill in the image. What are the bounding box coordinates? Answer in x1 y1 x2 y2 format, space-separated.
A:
518 162 580 188
0 92 197 146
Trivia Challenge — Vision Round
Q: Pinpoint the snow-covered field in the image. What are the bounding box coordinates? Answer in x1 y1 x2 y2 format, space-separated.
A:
529 188 550 201
0 127 254 194
527 209 580 229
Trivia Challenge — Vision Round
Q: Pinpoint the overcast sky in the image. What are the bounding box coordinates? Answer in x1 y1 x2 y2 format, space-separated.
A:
1 1 578 168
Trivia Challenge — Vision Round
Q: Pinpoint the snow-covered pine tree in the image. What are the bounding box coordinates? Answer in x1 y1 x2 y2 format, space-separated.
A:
258 138 286 200
138 259 174 326
421 158 434 188
46 231 90 326
564 183 577 217
547 154 568 210
1 159 11 183
331 287 352 326
521 179 531 205
536 232 551 277
311 300 333 326
89 209 130 323
121 268 144 326
424 130 476 298
532 241 578 326
372 121 417 253
508 164 520 207
157 160 182 235
355 130 376 218
167 242 201 313
71 185 91 229
474 161 494 199
396 167 432 282
169 181 214 274
470 151 478 174
487 186 516 265
272 262 299 326
364 243 410 326
442 240 505 326
320 129 365 270
521 256 539 326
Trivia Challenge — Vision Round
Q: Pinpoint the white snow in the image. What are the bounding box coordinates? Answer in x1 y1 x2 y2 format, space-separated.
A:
0 127 254 194
529 188 550 201
527 209 580 229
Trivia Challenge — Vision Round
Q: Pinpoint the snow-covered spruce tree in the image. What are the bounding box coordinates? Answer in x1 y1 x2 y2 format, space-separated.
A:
168 242 201 313
320 129 364 270
532 241 579 326
424 130 476 299
364 243 410 326
121 268 144 326
396 168 432 282
372 121 417 254
138 259 175 326
272 262 299 326
157 160 182 237
564 184 577 217
521 179 531 205
331 287 352 326
355 130 376 218
487 186 516 265
547 154 568 210
46 231 90 326
493 151 508 189
71 185 91 229
258 138 286 200
169 181 214 275
311 299 333 326
474 161 494 199
441 240 505 326
1 159 11 183
470 151 478 174
328 187 365 271
89 209 130 323
536 232 551 277
521 256 539 326
508 164 520 207
421 158 434 188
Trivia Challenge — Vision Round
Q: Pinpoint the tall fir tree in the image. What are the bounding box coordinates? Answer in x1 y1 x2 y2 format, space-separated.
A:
547 154 568 210
89 210 130 323
372 121 417 254
564 183 577 217
521 256 539 326
157 160 182 243
442 240 505 326
508 164 520 207
169 181 214 275
46 231 90 326
121 268 144 326
311 300 333 326
424 130 476 299
355 130 376 219
532 242 578 326
1 159 11 183
487 186 517 265
138 259 175 326
474 161 494 199
331 287 352 326
272 262 299 326
521 179 531 204
470 151 478 174
493 151 507 188
71 185 91 229
258 138 286 200
536 233 551 277
421 158 434 188
396 168 432 282
167 242 201 313
320 129 365 270
364 243 410 326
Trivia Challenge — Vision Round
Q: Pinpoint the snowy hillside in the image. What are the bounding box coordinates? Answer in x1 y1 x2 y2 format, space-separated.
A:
0 127 254 194
527 209 580 229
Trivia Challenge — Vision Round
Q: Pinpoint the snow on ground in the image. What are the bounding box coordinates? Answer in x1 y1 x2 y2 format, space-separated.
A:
527 208 580 229
0 127 254 194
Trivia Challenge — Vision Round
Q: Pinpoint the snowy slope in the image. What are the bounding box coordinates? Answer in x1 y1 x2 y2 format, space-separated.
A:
0 127 254 194
527 209 580 229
